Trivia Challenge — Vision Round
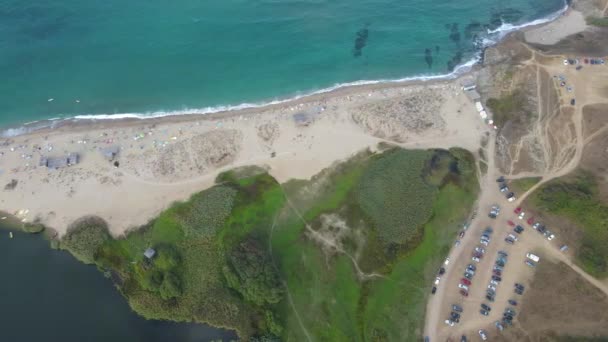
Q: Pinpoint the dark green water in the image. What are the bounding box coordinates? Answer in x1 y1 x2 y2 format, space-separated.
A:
0 228 236 342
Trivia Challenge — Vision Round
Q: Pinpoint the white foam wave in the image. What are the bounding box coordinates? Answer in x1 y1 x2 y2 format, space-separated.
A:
69 56 479 122
486 1 568 38
1 1 567 136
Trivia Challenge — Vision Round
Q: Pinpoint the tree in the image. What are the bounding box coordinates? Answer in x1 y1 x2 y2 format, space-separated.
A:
159 272 182 299
223 239 284 305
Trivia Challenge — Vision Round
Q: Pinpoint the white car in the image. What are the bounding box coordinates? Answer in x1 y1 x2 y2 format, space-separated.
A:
445 319 455 327
563 59 569 65
479 329 488 341
508 196 516 202
490 279 498 286
434 277 441 285
518 211 525 219
472 257 480 263
458 283 469 291
454 240 461 247
488 284 496 291
444 257 450 266
547 234 555 241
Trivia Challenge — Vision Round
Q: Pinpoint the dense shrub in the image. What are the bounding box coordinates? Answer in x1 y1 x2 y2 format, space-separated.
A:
61 216 111 264
358 149 437 244
159 272 182 299
223 239 284 305
177 186 237 237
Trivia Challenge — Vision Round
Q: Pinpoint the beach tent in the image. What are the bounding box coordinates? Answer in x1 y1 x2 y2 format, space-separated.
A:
475 102 484 112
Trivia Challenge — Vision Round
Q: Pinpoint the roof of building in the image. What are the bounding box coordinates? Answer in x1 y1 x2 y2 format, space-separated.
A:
144 248 156 259
465 89 481 101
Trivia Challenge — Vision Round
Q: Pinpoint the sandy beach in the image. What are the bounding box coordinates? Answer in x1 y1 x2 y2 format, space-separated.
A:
524 8 588 45
0 80 489 237
0 1 595 238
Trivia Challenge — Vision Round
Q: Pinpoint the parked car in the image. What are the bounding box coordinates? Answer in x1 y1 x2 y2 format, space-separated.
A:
453 304 463 312
445 319 455 327
492 275 502 282
560 245 569 252
461 278 471 286
525 260 536 267
505 236 515 244
458 284 469 290
527 217 535 225
475 246 486 254
480 309 489 316
460 289 469 297
518 211 525 219
506 308 516 316
496 176 505 182
481 303 492 311
498 250 508 257
444 257 450 266
500 185 508 193
484 227 494 234
467 264 477 271
432 286 437 294
509 299 518 306
514 207 522 214
514 225 524 234
439 267 446 275
486 294 495 302
490 279 499 286
571 98 576 106
464 272 473 280
495 321 504 331
472 256 480 263
508 233 518 241
435 276 441 285
507 220 515 227
547 233 555 241
493 270 502 277
488 284 496 292
479 329 488 341
526 253 540 262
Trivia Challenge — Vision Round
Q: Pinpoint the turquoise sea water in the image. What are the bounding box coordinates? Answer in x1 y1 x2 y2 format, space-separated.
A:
0 0 565 128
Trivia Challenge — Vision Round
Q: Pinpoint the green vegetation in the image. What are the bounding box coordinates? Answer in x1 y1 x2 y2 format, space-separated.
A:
23 222 45 234
530 172 608 277
586 16 608 27
61 217 111 264
510 176 542 193
358 149 436 244
60 147 479 340
486 90 529 127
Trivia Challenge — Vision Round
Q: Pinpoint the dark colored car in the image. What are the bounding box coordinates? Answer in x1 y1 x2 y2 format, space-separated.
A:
515 288 523 295
484 227 494 234
467 264 476 271
492 275 502 282
480 309 489 316
451 312 461 320
460 289 469 297
571 98 576 106
486 295 495 302
498 251 508 257
453 304 463 312
508 299 518 306
514 225 524 234
481 303 491 311
506 192 515 198
506 308 516 316
439 267 446 275
496 176 505 183
463 272 473 280
515 283 525 290
493 270 502 277
461 335 468 342
432 286 437 294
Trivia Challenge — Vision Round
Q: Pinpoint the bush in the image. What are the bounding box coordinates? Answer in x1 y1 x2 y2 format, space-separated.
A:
358 149 437 244
159 272 182 300
586 16 608 27
486 91 529 127
176 186 237 237
23 222 45 234
223 239 284 305
61 216 111 264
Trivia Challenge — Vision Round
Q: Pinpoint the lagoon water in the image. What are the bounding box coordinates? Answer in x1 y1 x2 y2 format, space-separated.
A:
0 228 235 342
0 0 566 127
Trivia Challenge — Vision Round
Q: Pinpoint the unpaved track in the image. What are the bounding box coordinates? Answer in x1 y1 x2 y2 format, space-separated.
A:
424 50 608 341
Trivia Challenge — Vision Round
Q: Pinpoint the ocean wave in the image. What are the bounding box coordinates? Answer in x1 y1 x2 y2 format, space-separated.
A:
486 0 568 38
1 1 568 136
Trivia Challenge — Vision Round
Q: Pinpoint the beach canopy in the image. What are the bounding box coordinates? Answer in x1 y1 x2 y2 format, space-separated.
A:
475 101 484 112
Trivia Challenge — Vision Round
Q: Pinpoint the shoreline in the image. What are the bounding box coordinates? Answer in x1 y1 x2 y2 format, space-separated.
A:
0 1 571 138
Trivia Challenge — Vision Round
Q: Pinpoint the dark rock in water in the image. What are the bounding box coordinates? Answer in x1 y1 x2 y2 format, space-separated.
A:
425 48 433 68
464 21 483 39
447 51 463 72
449 23 461 43
487 8 524 31
435 45 440 53
353 25 370 57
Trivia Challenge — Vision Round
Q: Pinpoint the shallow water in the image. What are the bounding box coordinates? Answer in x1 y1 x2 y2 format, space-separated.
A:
0 227 236 342
0 0 565 127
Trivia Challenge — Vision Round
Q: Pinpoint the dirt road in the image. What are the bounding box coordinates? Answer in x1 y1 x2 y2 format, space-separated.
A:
423 51 608 341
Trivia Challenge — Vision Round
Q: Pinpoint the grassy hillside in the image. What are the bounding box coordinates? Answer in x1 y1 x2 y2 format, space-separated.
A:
530 171 608 277
60 147 479 340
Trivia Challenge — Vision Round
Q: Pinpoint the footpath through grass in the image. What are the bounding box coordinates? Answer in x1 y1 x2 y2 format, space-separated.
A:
58 147 479 341
530 171 608 277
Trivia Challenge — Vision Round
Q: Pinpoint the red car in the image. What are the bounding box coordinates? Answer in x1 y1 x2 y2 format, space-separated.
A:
507 220 515 227
460 289 469 297
527 217 535 225
459 231 465 238
461 278 471 286
514 207 522 214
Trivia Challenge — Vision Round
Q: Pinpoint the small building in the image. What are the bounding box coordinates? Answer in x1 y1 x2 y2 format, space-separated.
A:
474 101 484 113
40 153 80 169
460 79 477 91
144 248 156 259
293 112 313 126
465 89 481 102
100 146 120 161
